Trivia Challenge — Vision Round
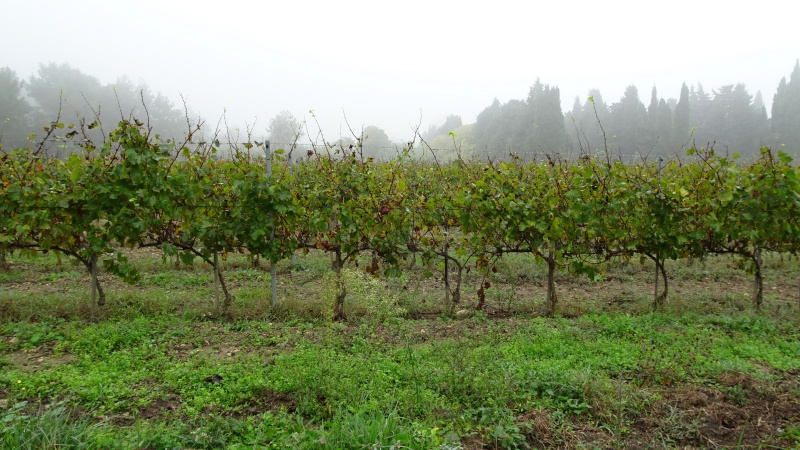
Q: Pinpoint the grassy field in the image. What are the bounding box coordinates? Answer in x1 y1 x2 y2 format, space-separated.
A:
0 249 799 449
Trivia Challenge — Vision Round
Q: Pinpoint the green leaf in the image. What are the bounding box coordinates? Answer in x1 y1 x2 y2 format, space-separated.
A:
397 178 406 192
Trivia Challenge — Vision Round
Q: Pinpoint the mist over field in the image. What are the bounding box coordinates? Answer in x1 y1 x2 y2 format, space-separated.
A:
1 0 799 158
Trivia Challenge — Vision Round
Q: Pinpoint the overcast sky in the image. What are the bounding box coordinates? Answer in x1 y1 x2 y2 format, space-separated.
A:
3 0 798 141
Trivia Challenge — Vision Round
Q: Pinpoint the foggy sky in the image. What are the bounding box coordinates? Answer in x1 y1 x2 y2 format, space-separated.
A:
4 0 798 142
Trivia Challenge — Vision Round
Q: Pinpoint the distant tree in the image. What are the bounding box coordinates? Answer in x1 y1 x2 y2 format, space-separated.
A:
101 77 186 140
751 91 770 147
268 111 304 156
525 79 567 153
570 96 582 118
504 99 534 153
566 89 610 154
689 83 712 146
427 123 475 160
471 79 568 158
0 67 32 145
647 86 659 135
421 123 438 141
609 85 649 157
704 84 757 155
439 115 463 136
27 63 103 127
566 96 582 151
333 135 357 153
423 114 462 142
26 63 188 144
645 86 673 155
771 59 800 153
361 125 393 159
672 83 691 149
772 77 789 145
472 98 505 155
651 98 673 156
728 84 757 154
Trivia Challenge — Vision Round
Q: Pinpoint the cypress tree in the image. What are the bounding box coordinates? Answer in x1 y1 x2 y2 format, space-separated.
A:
672 83 691 149
771 59 800 153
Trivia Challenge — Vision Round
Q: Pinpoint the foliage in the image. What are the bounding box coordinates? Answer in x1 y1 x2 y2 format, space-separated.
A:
2 116 800 318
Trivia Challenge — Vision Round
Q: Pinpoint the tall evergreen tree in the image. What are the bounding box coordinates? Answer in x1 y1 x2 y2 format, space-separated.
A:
569 89 611 154
609 85 648 157
751 91 770 147
643 86 673 155
654 98 673 155
439 115 462 135
0 67 32 145
728 84 757 154
526 79 567 153
705 84 757 155
771 77 788 144
423 115 462 141
672 83 690 149
648 86 659 126
472 80 567 158
566 96 583 152
472 98 502 154
689 83 713 147
645 86 660 151
771 59 800 153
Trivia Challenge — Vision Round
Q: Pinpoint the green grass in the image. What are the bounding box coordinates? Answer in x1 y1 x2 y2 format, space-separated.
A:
0 401 111 450
0 249 798 448
1 311 798 448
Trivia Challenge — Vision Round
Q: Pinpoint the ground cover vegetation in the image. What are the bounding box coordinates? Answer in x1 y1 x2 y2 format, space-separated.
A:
0 249 798 449
0 119 799 448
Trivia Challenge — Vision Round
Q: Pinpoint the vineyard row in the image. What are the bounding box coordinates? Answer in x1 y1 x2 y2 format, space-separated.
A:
1 120 799 318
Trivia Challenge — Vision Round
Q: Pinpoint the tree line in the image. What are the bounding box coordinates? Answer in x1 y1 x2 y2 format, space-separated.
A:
464 60 800 159
3 60 799 162
0 63 189 147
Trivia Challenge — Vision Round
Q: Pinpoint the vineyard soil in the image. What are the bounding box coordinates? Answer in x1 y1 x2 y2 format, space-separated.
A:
1 249 799 449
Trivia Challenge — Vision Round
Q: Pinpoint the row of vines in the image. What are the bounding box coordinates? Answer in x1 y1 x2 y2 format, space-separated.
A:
1 119 799 318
